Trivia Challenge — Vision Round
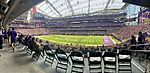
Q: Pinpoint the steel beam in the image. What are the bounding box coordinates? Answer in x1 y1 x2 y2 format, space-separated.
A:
88 0 90 14
121 3 129 10
44 1 58 17
66 0 74 15
104 0 111 10
3 0 44 25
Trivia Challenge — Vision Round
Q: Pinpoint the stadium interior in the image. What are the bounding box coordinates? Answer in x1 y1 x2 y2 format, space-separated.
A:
0 0 150 73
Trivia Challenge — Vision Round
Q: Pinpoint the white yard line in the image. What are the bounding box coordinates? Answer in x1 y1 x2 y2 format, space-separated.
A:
109 36 116 44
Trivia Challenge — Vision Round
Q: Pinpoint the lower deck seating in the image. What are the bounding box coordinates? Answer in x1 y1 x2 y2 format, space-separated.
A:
114 24 150 40
16 28 50 35
17 35 150 73
18 36 135 73
11 22 124 35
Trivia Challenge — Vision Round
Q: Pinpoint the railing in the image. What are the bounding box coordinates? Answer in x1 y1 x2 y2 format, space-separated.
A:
119 43 150 73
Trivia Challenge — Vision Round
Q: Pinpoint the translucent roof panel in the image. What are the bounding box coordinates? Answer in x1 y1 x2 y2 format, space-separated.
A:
36 1 59 17
90 0 109 13
49 0 72 16
107 0 125 9
70 0 89 15
36 0 126 18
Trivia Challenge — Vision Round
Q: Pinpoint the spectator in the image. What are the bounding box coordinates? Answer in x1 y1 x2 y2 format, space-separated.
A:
10 28 17 52
33 38 42 57
137 32 146 60
0 28 3 49
7 28 11 43
0 28 3 57
143 32 149 38
3 30 8 44
130 35 137 45
137 31 146 51
44 41 49 46
41 41 49 57
130 35 137 50
17 33 24 45
143 31 148 39
138 31 145 44
38 39 43 46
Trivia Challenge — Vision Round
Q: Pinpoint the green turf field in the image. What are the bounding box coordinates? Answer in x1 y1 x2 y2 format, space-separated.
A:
36 35 120 46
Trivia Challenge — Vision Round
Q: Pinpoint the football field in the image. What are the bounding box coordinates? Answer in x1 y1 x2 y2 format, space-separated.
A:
36 35 120 46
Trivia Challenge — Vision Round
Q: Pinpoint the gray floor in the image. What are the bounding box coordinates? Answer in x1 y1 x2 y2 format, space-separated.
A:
0 44 45 73
0 44 147 73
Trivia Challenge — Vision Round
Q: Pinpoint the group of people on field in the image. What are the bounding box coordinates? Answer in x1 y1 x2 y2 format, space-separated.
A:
0 27 17 53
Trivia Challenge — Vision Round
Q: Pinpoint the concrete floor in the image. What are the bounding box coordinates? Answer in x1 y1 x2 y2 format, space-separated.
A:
0 44 45 73
0 44 147 73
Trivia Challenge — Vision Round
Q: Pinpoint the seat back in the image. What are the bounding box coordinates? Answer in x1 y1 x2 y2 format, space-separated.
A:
44 46 55 56
56 49 66 55
89 51 102 57
27 41 33 49
103 52 116 57
119 50 132 62
70 51 83 57
70 51 84 64
55 49 68 62
33 42 41 54
119 50 132 55
103 52 116 72
43 45 50 50
89 51 102 63
103 52 116 64
88 51 102 73
70 51 85 73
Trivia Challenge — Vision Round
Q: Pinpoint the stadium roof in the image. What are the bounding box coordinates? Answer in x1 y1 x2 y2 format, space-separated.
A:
0 0 43 25
36 0 126 18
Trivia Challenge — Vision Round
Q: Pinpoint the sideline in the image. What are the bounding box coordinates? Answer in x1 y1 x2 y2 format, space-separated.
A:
109 36 116 44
